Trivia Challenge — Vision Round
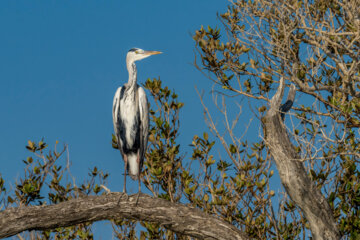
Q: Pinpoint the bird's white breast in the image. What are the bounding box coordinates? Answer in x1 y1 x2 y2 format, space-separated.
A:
119 96 138 148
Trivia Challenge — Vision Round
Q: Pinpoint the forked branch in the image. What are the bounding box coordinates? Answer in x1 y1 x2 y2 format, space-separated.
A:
262 78 340 240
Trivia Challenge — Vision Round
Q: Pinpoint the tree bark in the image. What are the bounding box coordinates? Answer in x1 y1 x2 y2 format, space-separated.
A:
262 78 340 240
0 192 248 240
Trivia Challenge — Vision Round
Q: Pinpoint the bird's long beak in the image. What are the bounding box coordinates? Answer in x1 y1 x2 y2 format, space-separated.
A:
144 50 162 56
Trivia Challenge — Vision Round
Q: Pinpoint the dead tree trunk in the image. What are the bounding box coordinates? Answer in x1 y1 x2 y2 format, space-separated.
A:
0 193 248 240
262 78 340 240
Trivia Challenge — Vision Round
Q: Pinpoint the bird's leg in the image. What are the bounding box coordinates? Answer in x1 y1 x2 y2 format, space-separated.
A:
123 155 128 194
135 151 141 205
118 155 128 205
138 155 141 193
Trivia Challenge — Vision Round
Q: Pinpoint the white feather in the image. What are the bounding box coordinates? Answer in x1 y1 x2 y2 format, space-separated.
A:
127 153 139 179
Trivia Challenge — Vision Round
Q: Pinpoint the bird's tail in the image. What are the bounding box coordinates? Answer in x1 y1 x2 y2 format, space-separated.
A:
127 153 139 180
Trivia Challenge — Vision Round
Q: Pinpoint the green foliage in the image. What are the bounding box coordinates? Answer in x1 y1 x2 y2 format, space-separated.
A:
2 140 108 239
143 77 185 203
330 157 360 237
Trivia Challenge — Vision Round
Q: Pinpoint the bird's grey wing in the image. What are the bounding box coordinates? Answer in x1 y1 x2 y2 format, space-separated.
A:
138 86 149 163
112 86 124 157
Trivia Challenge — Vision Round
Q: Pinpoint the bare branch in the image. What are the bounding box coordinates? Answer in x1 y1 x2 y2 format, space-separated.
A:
0 193 248 240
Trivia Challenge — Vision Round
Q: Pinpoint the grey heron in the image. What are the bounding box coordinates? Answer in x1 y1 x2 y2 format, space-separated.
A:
112 48 162 194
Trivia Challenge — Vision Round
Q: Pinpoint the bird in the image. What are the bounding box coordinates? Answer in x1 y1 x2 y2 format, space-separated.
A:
279 84 296 120
112 48 162 195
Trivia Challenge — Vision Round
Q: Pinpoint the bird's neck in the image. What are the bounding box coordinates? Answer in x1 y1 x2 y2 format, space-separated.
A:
127 62 137 89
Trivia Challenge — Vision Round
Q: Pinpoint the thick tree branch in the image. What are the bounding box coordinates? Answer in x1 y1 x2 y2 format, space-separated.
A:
262 78 340 240
0 193 248 240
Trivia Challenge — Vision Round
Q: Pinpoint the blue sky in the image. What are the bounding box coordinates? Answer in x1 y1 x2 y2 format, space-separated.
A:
0 1 227 183
0 1 232 238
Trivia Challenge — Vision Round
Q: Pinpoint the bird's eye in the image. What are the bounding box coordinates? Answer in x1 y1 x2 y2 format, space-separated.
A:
135 51 139 54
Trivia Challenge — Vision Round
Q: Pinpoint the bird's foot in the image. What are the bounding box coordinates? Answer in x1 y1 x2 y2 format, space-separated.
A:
134 192 142 206
117 192 129 205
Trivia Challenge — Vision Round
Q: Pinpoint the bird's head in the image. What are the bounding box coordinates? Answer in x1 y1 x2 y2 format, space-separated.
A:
126 48 162 64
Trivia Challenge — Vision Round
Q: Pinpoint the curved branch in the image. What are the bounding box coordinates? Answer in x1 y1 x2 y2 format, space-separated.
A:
262 83 340 240
0 193 248 240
